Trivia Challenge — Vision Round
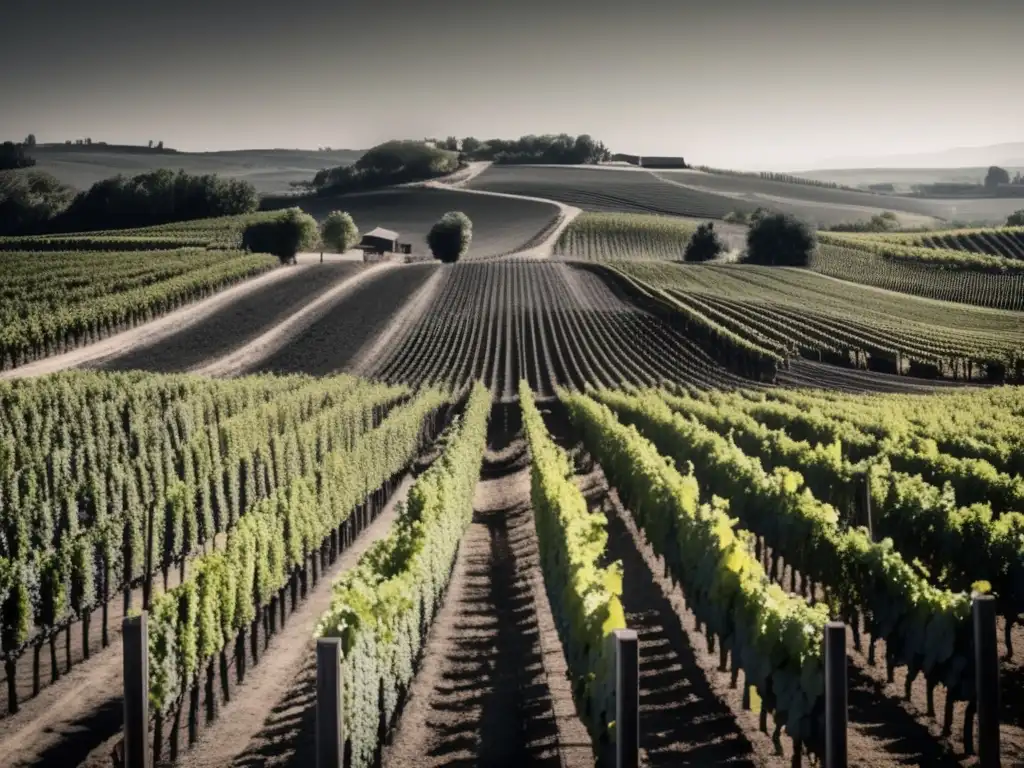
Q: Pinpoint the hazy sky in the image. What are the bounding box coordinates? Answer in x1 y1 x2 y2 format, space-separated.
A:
2 0 1021 170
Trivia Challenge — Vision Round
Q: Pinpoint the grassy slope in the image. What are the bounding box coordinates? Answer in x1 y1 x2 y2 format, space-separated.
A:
28 146 364 195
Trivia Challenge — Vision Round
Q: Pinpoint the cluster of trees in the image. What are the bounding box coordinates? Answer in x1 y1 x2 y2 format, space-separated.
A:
0 171 76 235
311 140 461 193
984 166 1023 188
0 141 36 170
0 168 259 236
430 133 611 165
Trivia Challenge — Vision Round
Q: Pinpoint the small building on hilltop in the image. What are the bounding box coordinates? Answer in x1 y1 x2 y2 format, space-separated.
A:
360 227 399 254
358 227 412 261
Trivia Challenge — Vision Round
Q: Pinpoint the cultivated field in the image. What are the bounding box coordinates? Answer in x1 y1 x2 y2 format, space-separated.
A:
267 187 561 259
468 164 960 228
613 261 1024 382
2 156 1024 768
28 146 362 195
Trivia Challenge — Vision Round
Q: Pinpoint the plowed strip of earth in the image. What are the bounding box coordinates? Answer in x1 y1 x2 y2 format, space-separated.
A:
93 263 367 373
383 420 592 768
0 265 297 380
243 263 439 376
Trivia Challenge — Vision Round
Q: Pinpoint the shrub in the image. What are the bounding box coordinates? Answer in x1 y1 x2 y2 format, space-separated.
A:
684 222 724 262
0 142 35 171
320 210 359 252
242 208 319 263
427 211 473 263
745 212 816 266
1007 210 1024 227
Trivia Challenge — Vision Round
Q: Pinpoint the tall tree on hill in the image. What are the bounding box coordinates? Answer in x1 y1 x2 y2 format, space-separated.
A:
428 211 473 263
985 166 1010 189
684 222 725 262
23 134 36 147
320 211 359 261
745 212 816 267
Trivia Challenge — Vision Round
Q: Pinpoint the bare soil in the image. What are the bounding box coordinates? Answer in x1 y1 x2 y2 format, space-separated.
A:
383 416 592 768
0 266 295 380
0 541 214 765
195 263 396 377
160 474 416 768
245 263 438 377
541 402 992 768
95 263 366 373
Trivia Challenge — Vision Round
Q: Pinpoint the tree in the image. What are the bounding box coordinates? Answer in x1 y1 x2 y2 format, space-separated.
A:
684 222 724 262
0 170 76 235
84 138 92 145
148 140 153 149
241 208 319 264
744 212 816 267
53 169 258 232
985 166 1010 189
320 211 359 256
23 134 36 148
156 140 164 150
0 142 36 170
461 136 482 155
1007 210 1024 227
427 211 473 263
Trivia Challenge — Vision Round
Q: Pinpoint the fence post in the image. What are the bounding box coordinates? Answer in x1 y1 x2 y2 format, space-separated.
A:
614 629 639 768
973 595 1000 767
316 637 344 768
123 613 151 768
824 621 847 768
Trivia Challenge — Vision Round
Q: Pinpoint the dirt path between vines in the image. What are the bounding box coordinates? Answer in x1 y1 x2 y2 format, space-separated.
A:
348 266 448 377
193 263 394 377
0 266 297 380
140 473 414 768
382 433 592 768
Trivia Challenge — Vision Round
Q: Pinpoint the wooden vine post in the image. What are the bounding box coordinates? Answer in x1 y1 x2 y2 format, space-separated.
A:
973 594 1000 767
824 621 848 768
614 629 639 768
316 637 344 768
122 613 151 768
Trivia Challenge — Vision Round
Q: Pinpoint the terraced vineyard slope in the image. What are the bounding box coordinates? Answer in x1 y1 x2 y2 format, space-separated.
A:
609 261 1024 382
553 212 697 261
368 261 754 398
814 231 1024 310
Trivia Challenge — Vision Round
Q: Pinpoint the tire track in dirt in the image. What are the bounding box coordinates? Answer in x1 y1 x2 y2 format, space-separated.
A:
383 424 592 768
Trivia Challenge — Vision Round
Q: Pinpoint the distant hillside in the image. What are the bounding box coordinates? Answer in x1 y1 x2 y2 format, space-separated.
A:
27 145 365 195
801 141 1024 171
792 166 1024 191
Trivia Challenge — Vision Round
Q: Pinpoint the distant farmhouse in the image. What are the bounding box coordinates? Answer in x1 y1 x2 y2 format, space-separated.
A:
358 227 412 260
